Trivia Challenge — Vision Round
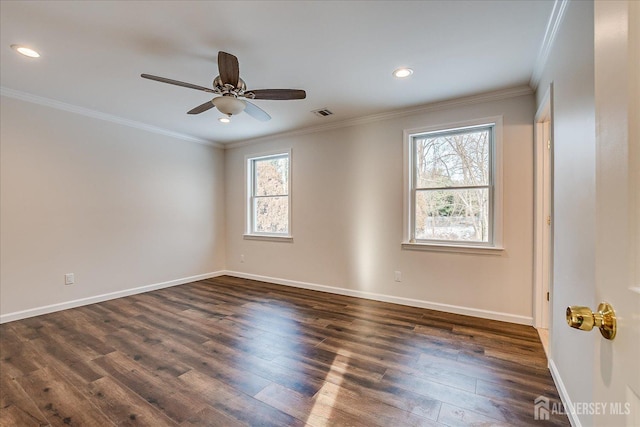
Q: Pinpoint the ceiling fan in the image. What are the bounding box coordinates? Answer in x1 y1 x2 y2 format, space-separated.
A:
141 51 306 122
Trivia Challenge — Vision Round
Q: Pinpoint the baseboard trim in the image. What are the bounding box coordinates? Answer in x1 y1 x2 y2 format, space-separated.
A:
1 270 533 326
222 271 533 325
0 271 226 324
549 358 582 427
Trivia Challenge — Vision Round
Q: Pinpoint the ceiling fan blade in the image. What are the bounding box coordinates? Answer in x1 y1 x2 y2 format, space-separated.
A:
248 89 306 100
141 74 214 93
187 100 215 115
243 100 271 122
218 51 239 87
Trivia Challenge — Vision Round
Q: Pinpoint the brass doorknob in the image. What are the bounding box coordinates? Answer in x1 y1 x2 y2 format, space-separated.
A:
566 302 616 340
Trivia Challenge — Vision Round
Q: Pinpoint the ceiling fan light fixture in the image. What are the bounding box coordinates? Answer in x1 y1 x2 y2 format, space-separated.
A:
213 96 246 116
11 44 40 58
141 51 304 122
393 67 413 78
218 116 231 124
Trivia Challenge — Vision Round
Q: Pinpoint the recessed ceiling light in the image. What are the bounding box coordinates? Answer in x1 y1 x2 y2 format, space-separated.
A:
218 117 231 124
11 44 40 58
393 67 413 78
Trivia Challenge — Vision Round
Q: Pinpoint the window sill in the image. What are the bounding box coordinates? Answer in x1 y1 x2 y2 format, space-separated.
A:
401 242 504 255
244 234 293 243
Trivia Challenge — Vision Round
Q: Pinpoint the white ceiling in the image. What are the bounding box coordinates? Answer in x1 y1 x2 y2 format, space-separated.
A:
0 1 554 145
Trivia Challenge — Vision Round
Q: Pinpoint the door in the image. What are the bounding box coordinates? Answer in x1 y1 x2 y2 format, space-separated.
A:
534 90 553 332
541 117 552 330
593 1 640 425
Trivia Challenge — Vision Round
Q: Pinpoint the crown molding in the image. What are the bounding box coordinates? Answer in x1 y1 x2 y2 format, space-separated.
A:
530 0 570 89
1 84 533 151
225 85 533 149
0 86 223 148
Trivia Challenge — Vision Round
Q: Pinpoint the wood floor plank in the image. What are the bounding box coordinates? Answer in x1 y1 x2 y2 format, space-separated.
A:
131 312 211 347
386 356 478 393
437 402 512 427
84 376 179 427
254 381 377 427
324 322 464 361
268 345 448 421
382 368 512 423
0 373 49 426
179 404 248 427
104 328 192 378
60 306 121 340
4 317 45 341
91 352 206 424
475 379 562 407
312 380 442 427
271 352 386 385
0 276 569 426
28 336 105 388
327 365 444 422
316 336 420 370
16 366 114 426
417 352 559 397
161 337 273 397
37 312 117 359
178 370 303 427
202 338 325 397
205 328 282 362
415 323 537 356
0 328 43 379
225 311 324 351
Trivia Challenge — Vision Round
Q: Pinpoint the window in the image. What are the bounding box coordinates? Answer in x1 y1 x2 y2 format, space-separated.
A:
404 117 503 251
246 151 291 239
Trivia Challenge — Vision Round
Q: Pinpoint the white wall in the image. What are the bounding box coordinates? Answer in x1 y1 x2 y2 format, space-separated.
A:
535 1 596 426
0 96 226 319
225 93 536 323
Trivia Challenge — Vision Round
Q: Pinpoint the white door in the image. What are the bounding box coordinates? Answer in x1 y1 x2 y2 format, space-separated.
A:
593 1 640 426
534 92 553 332
541 118 552 330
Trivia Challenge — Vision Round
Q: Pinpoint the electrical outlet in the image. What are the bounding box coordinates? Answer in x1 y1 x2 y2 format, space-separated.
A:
64 273 75 285
240 254 245 263
394 271 402 282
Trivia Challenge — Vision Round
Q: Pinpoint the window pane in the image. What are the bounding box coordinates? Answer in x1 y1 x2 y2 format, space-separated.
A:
254 197 288 234
255 156 288 196
414 129 490 188
415 188 489 242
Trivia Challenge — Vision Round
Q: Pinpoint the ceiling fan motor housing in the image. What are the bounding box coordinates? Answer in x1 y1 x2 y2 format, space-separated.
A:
214 76 246 93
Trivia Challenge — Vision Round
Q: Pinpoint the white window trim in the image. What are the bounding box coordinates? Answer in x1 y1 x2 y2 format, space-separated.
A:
402 116 504 254
244 149 293 242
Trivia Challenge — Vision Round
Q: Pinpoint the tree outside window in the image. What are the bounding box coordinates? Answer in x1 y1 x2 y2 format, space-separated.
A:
248 152 290 236
411 125 494 244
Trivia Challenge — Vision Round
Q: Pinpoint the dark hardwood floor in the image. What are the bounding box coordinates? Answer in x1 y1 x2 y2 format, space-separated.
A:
0 276 569 426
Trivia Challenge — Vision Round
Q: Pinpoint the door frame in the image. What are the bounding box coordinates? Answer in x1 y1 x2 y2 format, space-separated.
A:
534 85 554 332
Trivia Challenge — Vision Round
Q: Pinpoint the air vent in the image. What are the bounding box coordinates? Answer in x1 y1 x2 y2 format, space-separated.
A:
312 108 333 117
